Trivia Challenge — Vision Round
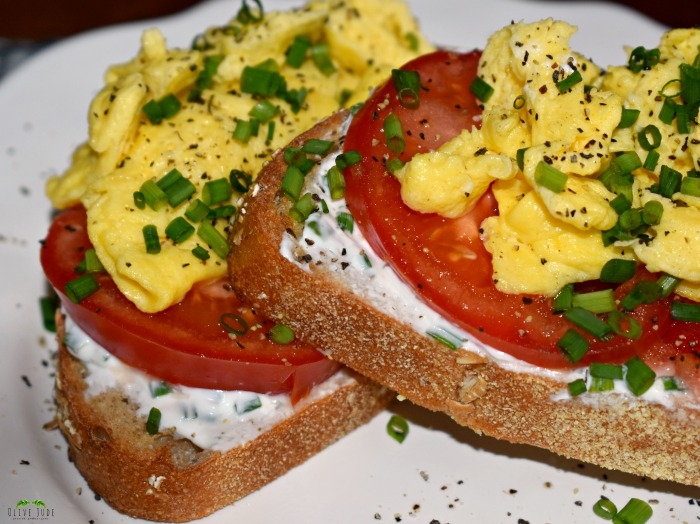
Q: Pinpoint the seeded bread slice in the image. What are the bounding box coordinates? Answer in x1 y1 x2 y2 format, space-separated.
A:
52 311 393 522
227 110 700 487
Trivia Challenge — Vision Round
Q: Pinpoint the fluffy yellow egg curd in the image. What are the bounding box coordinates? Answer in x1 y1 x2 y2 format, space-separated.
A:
45 0 433 313
396 19 700 300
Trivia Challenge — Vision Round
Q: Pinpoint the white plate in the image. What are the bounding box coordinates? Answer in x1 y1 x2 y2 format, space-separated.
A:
1 1 697 522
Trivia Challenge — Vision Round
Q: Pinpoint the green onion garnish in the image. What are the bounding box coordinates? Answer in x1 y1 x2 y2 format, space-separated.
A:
670 301 700 322
133 191 146 209
567 378 587 396
552 283 574 313
571 289 616 314
592 497 617 520
285 35 311 68
157 169 196 208
386 157 405 175
65 273 100 303
681 175 700 197
607 310 642 339
656 272 682 298
336 211 354 233
196 220 230 259
235 0 264 24
589 376 615 392
229 169 253 193
625 356 656 396
637 124 662 150
185 199 211 223
661 376 682 391
628 46 660 73
220 313 249 335
383 113 406 154
39 294 59 333
391 68 421 109
599 258 636 283
335 149 361 170
281 165 305 202
202 177 233 206
386 414 409 443
139 179 168 211
590 362 624 380
641 200 663 226
534 161 567 193
469 76 494 102
311 43 335 76
327 165 346 200
289 192 318 223
165 217 195 244
301 138 336 156
556 328 590 363
618 108 640 128
142 224 161 254
619 280 662 311
555 69 583 93
240 65 284 98
615 498 653 524
563 307 612 340
149 381 172 397
248 99 280 123
191 245 210 261
145 407 161 435
235 395 263 415
643 149 660 171
656 165 682 198
142 93 181 124
268 323 295 344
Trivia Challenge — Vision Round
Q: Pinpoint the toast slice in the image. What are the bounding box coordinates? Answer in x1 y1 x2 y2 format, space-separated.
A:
52 310 393 522
227 109 700 487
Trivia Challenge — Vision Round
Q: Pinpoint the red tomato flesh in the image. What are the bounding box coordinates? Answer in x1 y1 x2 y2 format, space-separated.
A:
344 49 696 370
41 206 340 400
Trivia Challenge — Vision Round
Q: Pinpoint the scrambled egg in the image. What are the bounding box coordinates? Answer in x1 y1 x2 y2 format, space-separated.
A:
46 0 433 313
396 19 700 299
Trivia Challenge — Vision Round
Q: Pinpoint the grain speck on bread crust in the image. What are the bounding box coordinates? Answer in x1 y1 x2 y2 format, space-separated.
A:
228 110 700 487
53 313 393 522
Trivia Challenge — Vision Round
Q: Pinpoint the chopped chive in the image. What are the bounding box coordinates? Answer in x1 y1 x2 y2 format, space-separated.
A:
552 283 574 313
637 124 662 150
600 258 637 283
133 191 146 209
657 165 682 198
620 280 662 311
641 200 663 225
670 301 700 322
383 113 405 154
311 43 335 76
592 497 618 520
658 97 676 125
240 65 283 97
534 161 567 193
229 169 252 193
567 378 587 396
556 328 590 363
327 165 346 200
613 151 642 173
572 289 616 314
142 224 161 254
197 220 230 259
149 381 172 397
336 211 354 233
335 149 361 169
589 376 615 392
145 407 161 435
301 138 336 156
607 310 642 339
191 245 210 261
235 395 262 414
643 149 660 171
202 178 233 206
159 171 196 208
618 107 640 128
386 414 409 443
681 175 700 197
248 99 279 123
590 362 624 380
555 69 583 93
625 356 656 396
657 272 682 298
285 35 311 68
661 376 682 391
615 498 653 524
185 199 211 222
469 76 494 102
391 68 421 109
220 312 249 335
206 204 236 220
65 273 99 303
139 179 168 211
39 294 59 332
82 248 104 273
563 307 613 340
281 165 305 202
268 323 295 344
289 193 318 223
266 121 275 142
386 157 405 175
165 216 195 244
233 119 255 143
427 328 462 350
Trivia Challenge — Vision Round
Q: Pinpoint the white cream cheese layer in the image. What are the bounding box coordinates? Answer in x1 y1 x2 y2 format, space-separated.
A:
278 143 697 411
61 313 353 452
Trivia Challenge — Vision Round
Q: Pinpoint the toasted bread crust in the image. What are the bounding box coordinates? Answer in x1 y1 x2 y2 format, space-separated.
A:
228 111 700 487
53 312 392 522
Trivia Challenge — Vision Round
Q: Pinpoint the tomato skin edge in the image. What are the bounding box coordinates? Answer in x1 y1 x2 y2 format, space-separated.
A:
40 205 340 400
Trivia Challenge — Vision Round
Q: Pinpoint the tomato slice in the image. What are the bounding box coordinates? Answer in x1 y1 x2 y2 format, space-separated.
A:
41 206 340 399
343 49 690 369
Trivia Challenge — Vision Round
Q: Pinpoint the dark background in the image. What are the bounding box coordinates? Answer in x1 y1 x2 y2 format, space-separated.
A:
0 0 697 40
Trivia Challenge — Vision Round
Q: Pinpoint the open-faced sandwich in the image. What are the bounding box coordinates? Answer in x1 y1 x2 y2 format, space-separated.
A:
39 0 434 520
228 17 700 488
